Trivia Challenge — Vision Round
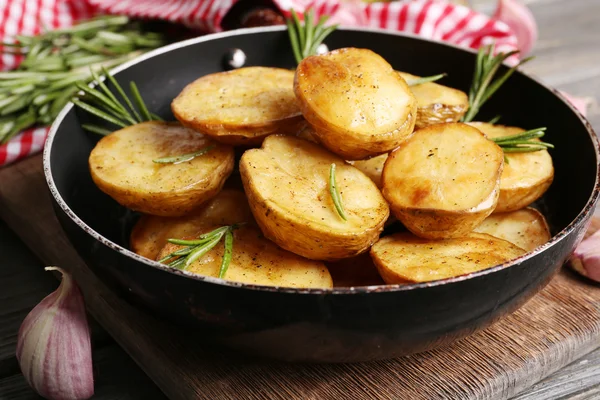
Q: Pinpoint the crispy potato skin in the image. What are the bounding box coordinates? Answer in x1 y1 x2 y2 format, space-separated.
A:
469 122 554 212
172 67 305 146
349 153 388 189
398 72 469 129
474 207 551 251
240 135 390 260
130 189 252 260
294 48 417 160
89 121 234 217
382 123 503 239
157 226 333 288
370 232 525 283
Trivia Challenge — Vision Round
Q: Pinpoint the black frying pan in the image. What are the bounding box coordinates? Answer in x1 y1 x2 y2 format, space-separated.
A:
43 26 600 362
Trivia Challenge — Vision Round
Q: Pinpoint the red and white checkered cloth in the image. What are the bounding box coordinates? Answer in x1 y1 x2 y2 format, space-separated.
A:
0 0 520 166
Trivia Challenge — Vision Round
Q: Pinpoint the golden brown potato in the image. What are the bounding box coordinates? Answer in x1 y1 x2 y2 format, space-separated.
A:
474 207 551 251
89 121 234 217
130 189 252 260
349 153 388 188
327 253 385 287
398 72 469 129
240 135 390 260
172 67 305 145
294 48 417 160
156 225 333 288
370 232 525 283
382 123 504 239
468 122 554 212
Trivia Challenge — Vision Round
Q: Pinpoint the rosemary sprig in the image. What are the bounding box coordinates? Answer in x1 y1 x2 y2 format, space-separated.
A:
461 43 533 123
329 163 347 221
491 127 554 153
407 73 447 86
286 9 338 65
0 16 164 144
158 225 240 278
153 145 215 164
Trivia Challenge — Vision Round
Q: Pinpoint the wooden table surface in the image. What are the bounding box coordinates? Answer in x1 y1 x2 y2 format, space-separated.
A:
1 0 599 398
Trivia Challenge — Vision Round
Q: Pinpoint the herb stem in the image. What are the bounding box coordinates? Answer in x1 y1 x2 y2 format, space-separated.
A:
153 145 215 164
329 163 347 221
407 73 447 86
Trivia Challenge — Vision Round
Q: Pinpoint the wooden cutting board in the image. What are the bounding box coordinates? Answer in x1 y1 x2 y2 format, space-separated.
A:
1 154 599 400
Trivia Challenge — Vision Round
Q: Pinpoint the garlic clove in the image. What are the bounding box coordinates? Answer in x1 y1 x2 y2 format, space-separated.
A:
558 91 593 118
492 0 538 56
16 267 94 400
570 229 600 283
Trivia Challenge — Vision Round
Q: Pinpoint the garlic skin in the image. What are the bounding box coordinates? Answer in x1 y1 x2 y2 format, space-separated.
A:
493 0 538 56
571 229 600 283
16 267 94 400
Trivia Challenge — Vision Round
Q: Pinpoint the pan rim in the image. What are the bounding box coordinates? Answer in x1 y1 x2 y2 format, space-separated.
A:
43 25 600 295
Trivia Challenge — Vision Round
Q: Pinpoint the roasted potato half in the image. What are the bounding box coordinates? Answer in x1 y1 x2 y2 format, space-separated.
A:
156 225 333 288
130 189 252 260
469 122 554 212
89 121 234 217
240 135 390 260
370 232 525 284
474 207 551 251
172 67 305 145
349 153 388 189
398 71 469 129
382 123 504 239
294 48 417 160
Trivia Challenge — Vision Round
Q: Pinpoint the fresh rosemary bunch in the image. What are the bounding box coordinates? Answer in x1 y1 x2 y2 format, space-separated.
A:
286 9 338 65
490 127 554 153
0 15 164 144
329 163 347 221
158 224 241 278
461 43 533 123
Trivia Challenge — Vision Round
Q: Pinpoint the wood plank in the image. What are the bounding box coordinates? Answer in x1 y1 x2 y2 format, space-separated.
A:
0 344 166 400
0 155 599 400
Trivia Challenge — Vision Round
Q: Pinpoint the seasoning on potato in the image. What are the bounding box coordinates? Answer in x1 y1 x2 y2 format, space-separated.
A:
294 48 417 160
468 122 554 213
370 232 525 284
172 67 306 145
89 121 234 217
130 189 253 260
474 207 551 251
156 225 333 288
240 135 390 260
398 71 469 129
382 122 504 239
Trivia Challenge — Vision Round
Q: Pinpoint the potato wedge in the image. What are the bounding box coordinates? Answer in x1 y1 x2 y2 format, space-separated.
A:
294 48 417 160
89 121 234 217
382 123 504 239
130 189 252 260
240 135 390 260
156 226 333 288
474 207 551 251
349 153 388 189
172 67 305 145
371 232 525 283
398 72 469 129
327 253 385 287
469 122 554 212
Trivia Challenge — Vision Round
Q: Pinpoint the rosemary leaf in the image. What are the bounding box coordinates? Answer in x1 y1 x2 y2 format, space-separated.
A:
329 163 347 221
95 67 138 121
287 9 337 65
153 145 215 164
72 98 128 128
185 234 224 269
488 115 502 124
407 73 447 86
129 81 152 121
75 82 137 125
218 228 234 278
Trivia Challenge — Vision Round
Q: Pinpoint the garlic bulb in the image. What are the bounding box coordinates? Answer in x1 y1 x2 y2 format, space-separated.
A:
571 227 600 283
16 267 94 400
493 0 538 56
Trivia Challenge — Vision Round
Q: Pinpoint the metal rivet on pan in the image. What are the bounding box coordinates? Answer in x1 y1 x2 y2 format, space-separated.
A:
316 44 329 55
224 48 247 70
